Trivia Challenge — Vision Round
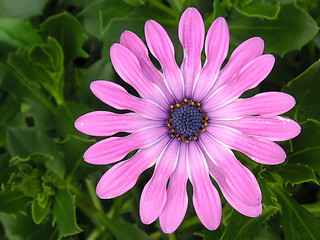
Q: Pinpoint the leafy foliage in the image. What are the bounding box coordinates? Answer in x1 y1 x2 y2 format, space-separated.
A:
0 0 319 239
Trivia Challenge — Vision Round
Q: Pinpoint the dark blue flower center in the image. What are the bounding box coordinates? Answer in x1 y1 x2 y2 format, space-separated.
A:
167 99 208 143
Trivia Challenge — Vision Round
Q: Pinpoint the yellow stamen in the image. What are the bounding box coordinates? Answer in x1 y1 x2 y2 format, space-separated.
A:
202 128 206 132
186 140 190 143
194 136 198 140
170 105 174 109
197 103 201 107
191 102 194 105
167 123 171 127
184 99 188 103
176 103 180 108
171 129 175 132
204 122 208 126
170 134 174 138
178 137 181 141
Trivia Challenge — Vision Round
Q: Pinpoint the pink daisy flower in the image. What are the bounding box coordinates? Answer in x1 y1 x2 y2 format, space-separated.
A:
75 7 300 233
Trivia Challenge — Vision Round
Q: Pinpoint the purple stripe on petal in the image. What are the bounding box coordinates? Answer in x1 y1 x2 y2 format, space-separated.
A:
140 139 179 224
208 92 296 119
179 7 204 98
159 142 188 234
204 54 275 111
203 37 264 102
110 43 168 108
145 20 184 100
90 81 168 120
192 17 229 101
211 116 301 141
187 142 221 230
120 31 175 103
206 125 286 165
96 135 170 199
75 112 161 137
84 126 168 165
199 134 261 207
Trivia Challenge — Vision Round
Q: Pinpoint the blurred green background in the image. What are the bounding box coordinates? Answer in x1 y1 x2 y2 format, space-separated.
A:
0 0 320 239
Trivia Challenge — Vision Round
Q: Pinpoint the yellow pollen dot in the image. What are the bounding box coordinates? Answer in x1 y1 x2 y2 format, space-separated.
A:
167 123 171 127
178 137 181 141
202 128 206 132
186 140 190 143
204 122 208 126
197 103 201 107
171 129 175 132
194 136 198 140
176 103 180 107
205 117 209 120
170 105 174 109
191 102 194 105
184 99 188 103
171 134 174 138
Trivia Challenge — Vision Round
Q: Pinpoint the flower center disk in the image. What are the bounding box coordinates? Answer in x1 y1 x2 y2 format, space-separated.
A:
167 99 208 143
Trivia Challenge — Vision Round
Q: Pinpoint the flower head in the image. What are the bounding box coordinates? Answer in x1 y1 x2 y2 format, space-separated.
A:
75 7 300 233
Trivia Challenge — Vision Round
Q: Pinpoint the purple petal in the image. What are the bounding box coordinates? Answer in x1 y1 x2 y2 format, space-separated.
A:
140 139 179 224
192 17 229 101
206 125 286 165
75 112 161 136
203 37 264 102
145 20 184 100
187 142 221 230
159 142 188 234
179 7 204 98
204 54 275 111
84 126 168 165
96 136 170 198
90 81 168 120
211 116 301 141
120 31 174 104
110 44 168 108
199 133 261 208
208 92 296 119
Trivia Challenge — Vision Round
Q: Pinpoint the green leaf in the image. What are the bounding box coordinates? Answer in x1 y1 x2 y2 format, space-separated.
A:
287 120 320 175
0 18 42 47
0 189 30 215
0 0 49 20
221 207 278 240
32 197 51 224
101 217 153 240
235 1 280 20
39 12 89 63
0 18 42 60
7 128 65 178
282 59 320 122
272 186 320 240
53 189 82 239
7 37 65 106
228 4 319 57
278 164 318 186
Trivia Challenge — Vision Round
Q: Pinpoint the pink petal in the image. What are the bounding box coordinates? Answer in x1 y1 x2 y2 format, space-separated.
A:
84 126 168 165
145 20 184 100
203 37 264 102
120 31 174 103
159 142 188 234
206 125 286 165
179 7 204 98
75 112 161 136
96 135 170 199
90 81 168 120
110 44 168 108
192 17 229 102
140 139 179 224
211 116 301 141
187 142 221 230
199 133 261 208
208 92 296 119
204 54 275 111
